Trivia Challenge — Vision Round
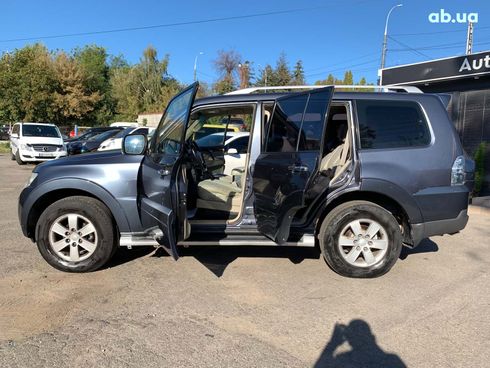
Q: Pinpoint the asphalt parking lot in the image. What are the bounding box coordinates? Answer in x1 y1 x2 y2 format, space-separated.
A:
0 154 489 368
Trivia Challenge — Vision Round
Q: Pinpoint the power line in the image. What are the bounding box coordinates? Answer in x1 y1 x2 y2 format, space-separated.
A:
303 51 379 74
305 58 379 78
0 5 338 43
391 24 490 37
387 36 431 59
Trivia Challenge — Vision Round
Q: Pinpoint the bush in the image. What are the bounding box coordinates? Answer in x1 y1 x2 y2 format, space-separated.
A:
474 142 486 196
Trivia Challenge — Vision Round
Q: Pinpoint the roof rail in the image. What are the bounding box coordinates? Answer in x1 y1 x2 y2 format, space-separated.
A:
226 85 423 95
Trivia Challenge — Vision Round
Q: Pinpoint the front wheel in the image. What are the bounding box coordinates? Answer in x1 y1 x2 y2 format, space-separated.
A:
36 196 117 272
15 150 25 165
319 201 402 278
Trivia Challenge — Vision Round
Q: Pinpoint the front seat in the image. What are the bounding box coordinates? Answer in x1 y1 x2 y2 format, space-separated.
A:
196 177 243 214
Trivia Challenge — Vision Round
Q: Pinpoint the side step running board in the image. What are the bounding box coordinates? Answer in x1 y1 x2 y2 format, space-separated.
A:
119 233 315 248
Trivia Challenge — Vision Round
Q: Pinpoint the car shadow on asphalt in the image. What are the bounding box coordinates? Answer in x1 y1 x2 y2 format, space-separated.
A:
399 238 439 260
314 319 407 368
105 238 438 275
104 246 157 269
175 246 321 277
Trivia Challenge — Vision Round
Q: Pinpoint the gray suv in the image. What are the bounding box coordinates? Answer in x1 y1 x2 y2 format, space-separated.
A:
18 84 474 278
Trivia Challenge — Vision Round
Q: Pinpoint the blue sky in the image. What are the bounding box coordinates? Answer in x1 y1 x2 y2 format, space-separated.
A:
1 0 489 85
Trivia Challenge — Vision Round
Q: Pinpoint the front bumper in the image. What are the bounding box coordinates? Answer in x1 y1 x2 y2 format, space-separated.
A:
19 150 67 162
411 209 469 247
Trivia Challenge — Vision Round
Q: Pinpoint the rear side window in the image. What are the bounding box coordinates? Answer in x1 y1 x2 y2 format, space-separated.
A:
266 89 330 152
356 100 431 149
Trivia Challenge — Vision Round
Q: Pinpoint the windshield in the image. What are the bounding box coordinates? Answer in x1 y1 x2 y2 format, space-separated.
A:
22 125 60 138
113 127 134 139
87 130 120 142
77 130 103 140
196 132 225 147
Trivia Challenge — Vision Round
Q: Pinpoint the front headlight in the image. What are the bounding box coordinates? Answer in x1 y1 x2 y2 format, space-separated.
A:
20 144 33 151
25 172 38 187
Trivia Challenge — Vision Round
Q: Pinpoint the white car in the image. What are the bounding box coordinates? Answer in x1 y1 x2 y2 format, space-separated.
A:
9 122 67 165
98 127 154 151
196 131 250 175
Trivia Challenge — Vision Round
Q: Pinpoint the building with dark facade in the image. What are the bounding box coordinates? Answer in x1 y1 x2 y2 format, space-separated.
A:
380 50 490 194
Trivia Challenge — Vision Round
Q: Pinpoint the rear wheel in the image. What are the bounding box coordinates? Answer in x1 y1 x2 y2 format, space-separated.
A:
319 201 402 278
15 150 25 165
36 196 117 272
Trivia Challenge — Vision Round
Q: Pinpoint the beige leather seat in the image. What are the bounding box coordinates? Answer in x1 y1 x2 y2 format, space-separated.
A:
196 174 243 213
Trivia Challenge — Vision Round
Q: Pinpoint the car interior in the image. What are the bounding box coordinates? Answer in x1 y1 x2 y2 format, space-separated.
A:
184 105 254 221
320 103 352 182
184 101 352 224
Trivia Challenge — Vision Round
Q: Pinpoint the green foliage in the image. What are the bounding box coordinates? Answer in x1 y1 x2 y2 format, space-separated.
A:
292 60 305 85
314 71 372 91
274 52 292 86
110 46 181 120
0 44 57 122
0 142 10 153
474 142 486 195
52 52 101 123
213 50 241 93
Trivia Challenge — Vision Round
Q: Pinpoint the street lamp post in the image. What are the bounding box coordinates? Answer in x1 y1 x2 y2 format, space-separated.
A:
379 4 403 85
193 51 204 82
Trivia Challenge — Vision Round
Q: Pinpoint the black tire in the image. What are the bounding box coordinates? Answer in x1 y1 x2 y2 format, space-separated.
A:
36 196 117 272
11 149 15 161
15 150 25 165
319 200 402 278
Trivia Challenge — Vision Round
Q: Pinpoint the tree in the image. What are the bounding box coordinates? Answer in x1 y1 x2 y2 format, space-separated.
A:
254 64 273 86
274 52 291 86
110 46 180 120
292 60 305 85
73 45 113 124
52 52 101 123
0 44 57 122
213 50 241 94
343 70 354 85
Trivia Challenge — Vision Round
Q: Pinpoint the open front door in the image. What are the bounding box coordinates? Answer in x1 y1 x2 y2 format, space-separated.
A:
139 83 199 259
252 87 334 244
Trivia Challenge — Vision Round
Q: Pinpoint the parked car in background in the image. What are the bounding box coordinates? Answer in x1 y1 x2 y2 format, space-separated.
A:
67 128 122 155
196 131 250 175
98 127 155 151
65 127 120 143
193 124 241 140
9 122 66 165
110 122 139 128
0 126 10 140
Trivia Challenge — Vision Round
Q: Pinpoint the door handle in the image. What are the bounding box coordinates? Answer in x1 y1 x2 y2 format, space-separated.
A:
288 165 309 173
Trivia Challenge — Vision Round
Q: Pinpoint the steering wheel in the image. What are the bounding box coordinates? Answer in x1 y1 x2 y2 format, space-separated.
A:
188 141 213 179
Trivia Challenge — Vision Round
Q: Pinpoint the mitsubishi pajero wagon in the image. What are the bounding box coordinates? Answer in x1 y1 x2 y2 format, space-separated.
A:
18 83 474 278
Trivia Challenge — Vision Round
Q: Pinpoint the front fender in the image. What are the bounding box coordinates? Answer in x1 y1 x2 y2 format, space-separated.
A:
20 178 131 239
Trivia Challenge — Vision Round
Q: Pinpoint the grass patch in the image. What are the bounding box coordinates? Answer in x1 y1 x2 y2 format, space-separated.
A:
0 142 10 153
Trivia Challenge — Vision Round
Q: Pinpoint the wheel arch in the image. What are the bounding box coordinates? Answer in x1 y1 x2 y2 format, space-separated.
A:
315 190 415 246
26 180 130 241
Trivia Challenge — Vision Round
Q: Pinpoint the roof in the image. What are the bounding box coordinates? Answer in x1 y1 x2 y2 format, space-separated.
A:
194 91 433 107
16 122 57 126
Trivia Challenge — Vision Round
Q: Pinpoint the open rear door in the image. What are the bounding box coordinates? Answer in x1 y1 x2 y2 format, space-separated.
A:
252 87 334 244
140 83 199 259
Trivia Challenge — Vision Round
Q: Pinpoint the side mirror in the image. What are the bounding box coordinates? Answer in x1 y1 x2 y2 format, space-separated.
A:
122 134 147 155
10 133 18 139
227 148 238 155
